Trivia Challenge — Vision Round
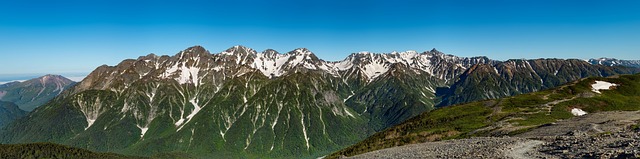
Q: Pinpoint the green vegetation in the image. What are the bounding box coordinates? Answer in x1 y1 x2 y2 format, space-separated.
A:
327 73 640 158
0 101 27 128
0 142 144 159
631 123 640 131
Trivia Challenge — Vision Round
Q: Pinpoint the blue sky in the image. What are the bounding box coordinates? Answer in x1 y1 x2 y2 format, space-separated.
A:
1 0 639 75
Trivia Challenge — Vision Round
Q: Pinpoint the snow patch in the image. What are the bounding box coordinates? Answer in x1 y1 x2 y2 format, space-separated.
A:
162 59 201 86
343 94 354 102
176 97 203 131
137 125 149 138
76 97 104 130
175 119 185 127
343 107 355 118
361 60 388 82
591 81 618 94
85 119 96 130
333 60 354 71
571 108 587 116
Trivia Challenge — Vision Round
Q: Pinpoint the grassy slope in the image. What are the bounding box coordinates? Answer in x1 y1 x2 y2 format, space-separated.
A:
327 73 640 158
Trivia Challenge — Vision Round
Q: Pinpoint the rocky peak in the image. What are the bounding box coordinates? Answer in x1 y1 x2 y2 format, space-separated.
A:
137 53 159 61
177 45 211 60
219 45 258 66
222 45 257 56
261 49 280 58
286 48 320 62
288 48 311 55
428 48 442 54
29 74 74 85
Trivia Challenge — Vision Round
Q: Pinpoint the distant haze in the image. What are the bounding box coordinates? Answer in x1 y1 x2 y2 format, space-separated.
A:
0 73 87 84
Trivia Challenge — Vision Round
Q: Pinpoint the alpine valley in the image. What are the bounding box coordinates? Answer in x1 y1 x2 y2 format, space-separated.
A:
1 46 638 158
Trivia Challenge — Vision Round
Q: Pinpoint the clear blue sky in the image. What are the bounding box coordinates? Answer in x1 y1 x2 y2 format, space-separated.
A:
1 0 639 75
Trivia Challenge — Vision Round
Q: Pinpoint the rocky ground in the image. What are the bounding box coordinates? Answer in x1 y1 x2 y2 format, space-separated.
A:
527 111 640 159
344 111 640 159
343 137 554 159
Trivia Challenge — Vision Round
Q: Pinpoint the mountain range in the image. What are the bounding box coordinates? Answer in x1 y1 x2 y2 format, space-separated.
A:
589 58 640 68
1 46 638 158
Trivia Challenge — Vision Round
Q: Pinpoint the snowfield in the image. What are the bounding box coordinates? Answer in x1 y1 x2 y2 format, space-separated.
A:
571 108 587 116
591 81 617 94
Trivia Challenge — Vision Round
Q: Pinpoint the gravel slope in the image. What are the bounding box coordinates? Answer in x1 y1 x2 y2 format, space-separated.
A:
344 111 640 159
345 137 553 159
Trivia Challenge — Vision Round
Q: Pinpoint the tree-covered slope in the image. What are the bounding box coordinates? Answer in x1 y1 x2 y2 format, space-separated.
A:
0 142 145 159
0 101 27 128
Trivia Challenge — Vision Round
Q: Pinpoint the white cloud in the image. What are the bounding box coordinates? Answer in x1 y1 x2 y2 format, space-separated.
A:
0 80 26 85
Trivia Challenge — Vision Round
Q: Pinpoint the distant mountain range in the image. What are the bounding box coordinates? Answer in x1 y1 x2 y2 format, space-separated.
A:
588 58 640 68
0 75 75 128
438 59 636 106
0 74 75 111
1 46 638 158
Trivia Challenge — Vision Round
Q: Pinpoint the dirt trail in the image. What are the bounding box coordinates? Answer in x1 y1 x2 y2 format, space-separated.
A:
504 140 545 159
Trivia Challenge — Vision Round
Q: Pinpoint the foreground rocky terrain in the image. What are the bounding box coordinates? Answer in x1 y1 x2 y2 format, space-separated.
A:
525 111 640 159
344 137 549 159
344 111 640 159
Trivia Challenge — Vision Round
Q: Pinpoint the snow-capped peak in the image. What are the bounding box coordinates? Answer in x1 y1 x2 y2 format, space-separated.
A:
251 48 328 77
148 46 493 84
222 45 257 56
290 48 312 55
357 51 371 55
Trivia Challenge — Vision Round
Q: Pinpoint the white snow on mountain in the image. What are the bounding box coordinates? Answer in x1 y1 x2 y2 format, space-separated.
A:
588 58 640 68
591 81 618 94
155 46 489 84
571 108 588 116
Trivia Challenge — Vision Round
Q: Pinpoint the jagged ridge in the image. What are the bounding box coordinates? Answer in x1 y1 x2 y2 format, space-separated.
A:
2 45 637 159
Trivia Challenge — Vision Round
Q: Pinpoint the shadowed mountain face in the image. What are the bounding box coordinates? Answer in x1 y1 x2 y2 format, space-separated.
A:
0 74 75 111
0 101 26 128
1 46 637 158
437 59 639 106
